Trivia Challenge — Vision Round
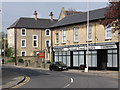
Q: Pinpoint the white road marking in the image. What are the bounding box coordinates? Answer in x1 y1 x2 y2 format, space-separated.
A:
64 84 70 88
71 78 73 83
64 78 74 88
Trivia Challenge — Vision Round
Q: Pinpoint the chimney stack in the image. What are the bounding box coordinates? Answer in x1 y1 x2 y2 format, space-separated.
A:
49 12 53 21
33 11 37 20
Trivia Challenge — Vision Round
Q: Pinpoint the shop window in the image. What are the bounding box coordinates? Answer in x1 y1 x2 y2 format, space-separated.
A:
54 51 70 67
73 51 84 67
107 50 117 67
73 55 79 66
88 51 97 67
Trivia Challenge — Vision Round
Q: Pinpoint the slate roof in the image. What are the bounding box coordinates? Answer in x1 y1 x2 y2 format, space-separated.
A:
7 17 58 29
51 7 108 28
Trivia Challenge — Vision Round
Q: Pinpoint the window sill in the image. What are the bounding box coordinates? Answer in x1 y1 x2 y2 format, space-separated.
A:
33 47 38 48
61 42 66 44
105 38 112 41
46 35 50 37
21 35 26 36
86 40 92 42
74 41 79 43
55 43 59 45
21 47 26 48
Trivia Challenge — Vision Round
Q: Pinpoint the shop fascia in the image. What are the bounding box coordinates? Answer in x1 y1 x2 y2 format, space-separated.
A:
53 44 117 52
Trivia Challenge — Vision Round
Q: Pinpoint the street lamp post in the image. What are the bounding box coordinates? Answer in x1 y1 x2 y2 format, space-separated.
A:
85 0 89 72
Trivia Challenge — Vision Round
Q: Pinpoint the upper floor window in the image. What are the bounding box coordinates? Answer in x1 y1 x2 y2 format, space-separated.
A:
33 35 38 47
46 40 50 47
62 30 66 43
21 51 26 56
55 33 59 44
74 27 79 42
21 28 26 36
10 40 12 47
46 29 50 36
88 25 92 41
21 39 26 47
105 24 111 39
10 30 12 36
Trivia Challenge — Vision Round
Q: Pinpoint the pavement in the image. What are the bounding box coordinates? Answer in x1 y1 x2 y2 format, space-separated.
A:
2 69 25 89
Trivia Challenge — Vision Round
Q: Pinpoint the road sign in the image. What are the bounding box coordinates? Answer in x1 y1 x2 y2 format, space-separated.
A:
38 52 45 58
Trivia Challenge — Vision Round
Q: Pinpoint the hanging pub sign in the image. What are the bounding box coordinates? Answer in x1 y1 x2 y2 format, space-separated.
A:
38 52 45 58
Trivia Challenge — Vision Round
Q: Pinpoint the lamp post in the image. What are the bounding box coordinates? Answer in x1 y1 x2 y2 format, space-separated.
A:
85 0 89 72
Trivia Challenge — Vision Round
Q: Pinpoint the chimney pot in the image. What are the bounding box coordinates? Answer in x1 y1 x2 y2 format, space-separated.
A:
49 12 53 21
33 11 37 20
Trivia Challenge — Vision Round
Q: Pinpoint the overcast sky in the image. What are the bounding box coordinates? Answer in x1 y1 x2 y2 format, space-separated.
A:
1 2 108 33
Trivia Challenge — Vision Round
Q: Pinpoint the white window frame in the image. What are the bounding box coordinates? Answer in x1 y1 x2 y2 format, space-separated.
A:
88 25 92 41
10 40 12 47
10 29 12 36
74 27 79 42
45 29 51 36
33 35 38 48
21 28 26 36
62 30 66 43
55 33 59 44
21 39 26 47
45 40 50 47
105 24 112 39
21 51 26 56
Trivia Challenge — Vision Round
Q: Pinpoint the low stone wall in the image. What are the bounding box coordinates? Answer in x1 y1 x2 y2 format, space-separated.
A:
17 56 50 69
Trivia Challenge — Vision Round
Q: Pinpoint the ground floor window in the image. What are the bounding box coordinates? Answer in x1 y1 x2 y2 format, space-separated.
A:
88 51 97 67
21 51 26 56
107 49 117 67
73 51 84 67
54 51 70 66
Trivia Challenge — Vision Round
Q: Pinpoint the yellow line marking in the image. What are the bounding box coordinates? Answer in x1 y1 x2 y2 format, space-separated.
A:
11 76 30 88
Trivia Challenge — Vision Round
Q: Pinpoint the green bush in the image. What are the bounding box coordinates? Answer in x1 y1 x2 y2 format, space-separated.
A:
7 60 15 63
18 59 24 63
11 57 15 59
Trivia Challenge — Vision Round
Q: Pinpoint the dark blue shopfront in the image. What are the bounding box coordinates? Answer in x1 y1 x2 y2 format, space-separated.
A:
53 42 119 71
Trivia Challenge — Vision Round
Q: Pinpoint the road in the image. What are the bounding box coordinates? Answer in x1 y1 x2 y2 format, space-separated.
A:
2 65 118 89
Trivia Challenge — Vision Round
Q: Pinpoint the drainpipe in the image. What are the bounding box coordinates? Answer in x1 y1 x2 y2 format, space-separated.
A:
51 28 53 62
15 28 17 65
40 30 42 67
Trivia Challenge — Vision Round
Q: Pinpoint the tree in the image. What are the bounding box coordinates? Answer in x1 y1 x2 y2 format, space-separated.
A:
5 47 14 57
100 1 120 33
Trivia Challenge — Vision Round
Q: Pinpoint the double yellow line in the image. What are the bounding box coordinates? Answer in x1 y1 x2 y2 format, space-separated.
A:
12 76 30 88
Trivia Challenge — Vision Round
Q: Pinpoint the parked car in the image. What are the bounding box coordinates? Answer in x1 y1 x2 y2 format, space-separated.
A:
49 62 68 71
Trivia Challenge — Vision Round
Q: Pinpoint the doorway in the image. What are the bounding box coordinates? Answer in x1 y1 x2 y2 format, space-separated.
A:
97 50 107 70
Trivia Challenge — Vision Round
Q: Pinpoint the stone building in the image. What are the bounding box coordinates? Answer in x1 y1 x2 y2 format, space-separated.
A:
51 7 119 70
7 11 57 64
